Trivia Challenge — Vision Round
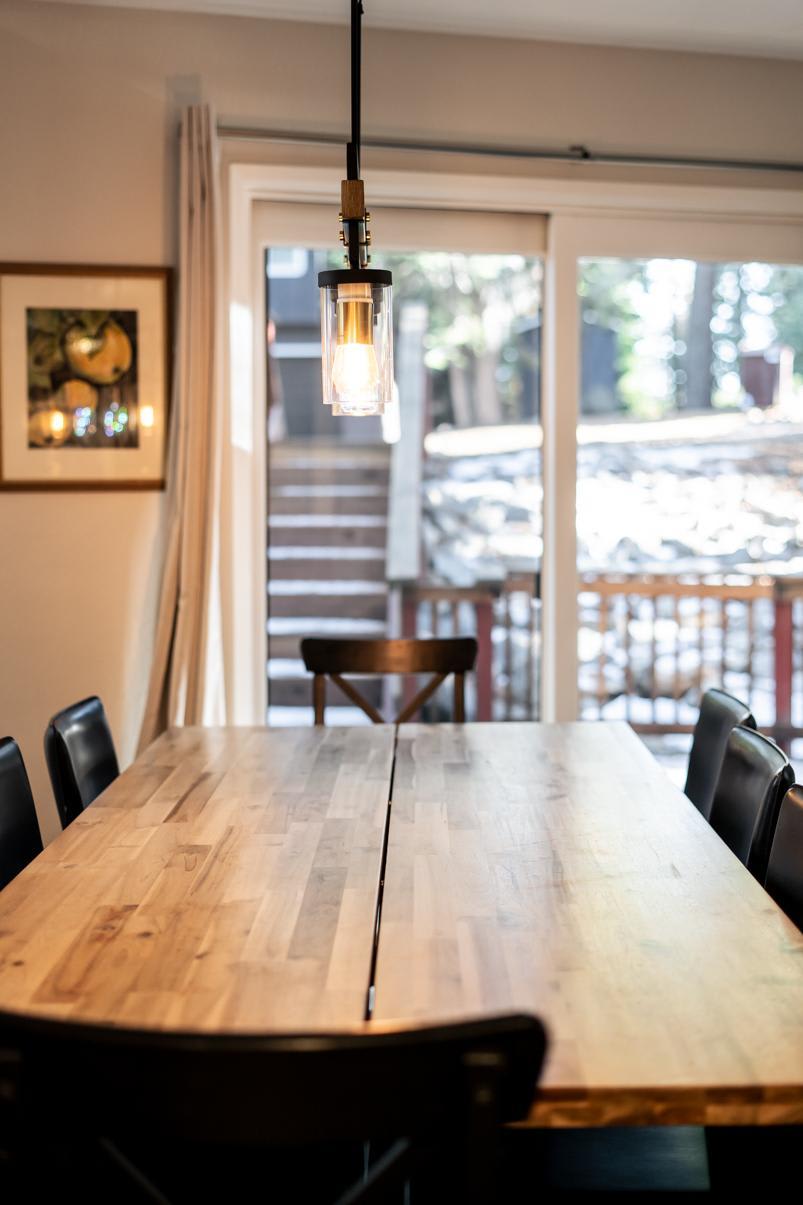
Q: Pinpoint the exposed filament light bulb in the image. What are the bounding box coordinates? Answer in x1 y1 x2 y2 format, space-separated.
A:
332 283 379 409
332 342 379 401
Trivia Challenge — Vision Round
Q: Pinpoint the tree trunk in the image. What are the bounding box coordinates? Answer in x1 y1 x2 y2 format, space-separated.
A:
685 262 716 410
449 362 474 427
475 349 502 426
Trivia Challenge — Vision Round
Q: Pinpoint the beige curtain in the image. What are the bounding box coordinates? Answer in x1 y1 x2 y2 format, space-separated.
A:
138 105 225 749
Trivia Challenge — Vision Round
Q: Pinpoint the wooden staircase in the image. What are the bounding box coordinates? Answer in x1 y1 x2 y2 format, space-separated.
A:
267 442 391 720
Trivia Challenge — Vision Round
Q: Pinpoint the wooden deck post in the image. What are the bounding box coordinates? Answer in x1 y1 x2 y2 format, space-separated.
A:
774 584 794 752
475 599 494 721
401 588 419 713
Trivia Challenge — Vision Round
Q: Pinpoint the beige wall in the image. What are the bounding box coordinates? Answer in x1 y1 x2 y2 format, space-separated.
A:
1 1 802 839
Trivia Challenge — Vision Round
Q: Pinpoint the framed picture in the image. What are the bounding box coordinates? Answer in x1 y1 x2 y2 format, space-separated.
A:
0 264 171 490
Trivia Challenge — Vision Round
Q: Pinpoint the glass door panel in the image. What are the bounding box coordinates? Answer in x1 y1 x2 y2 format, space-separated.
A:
576 257 803 777
266 244 543 724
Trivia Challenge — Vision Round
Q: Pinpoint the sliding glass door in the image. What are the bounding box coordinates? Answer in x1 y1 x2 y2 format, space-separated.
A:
245 182 803 750
564 227 803 777
262 205 545 725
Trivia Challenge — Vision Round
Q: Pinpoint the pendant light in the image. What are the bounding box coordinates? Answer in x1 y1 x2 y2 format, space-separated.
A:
319 1 393 417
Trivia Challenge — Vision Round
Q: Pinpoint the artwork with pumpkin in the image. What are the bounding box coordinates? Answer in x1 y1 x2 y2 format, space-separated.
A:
1 265 168 489
26 308 139 449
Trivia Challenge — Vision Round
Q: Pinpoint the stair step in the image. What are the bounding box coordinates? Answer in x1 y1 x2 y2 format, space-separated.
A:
266 443 391 713
274 484 387 498
267 705 373 727
270 464 389 488
269 514 386 526
269 592 387 620
269 680 384 709
267 617 387 637
269 557 386 582
267 630 388 659
270 545 385 560
270 491 389 517
265 634 303 658
268 580 387 597
268 658 391 680
269 545 386 581
269 517 386 548
268 665 384 709
271 444 389 468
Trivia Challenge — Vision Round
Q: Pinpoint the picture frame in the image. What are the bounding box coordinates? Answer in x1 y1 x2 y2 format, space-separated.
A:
0 263 171 490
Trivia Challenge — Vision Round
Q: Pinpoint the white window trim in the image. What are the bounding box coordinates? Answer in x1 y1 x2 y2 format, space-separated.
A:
223 158 803 725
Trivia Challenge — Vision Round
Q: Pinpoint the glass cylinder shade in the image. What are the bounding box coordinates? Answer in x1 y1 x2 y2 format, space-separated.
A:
319 269 393 417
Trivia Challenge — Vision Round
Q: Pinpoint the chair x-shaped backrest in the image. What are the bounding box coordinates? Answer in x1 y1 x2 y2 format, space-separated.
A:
300 637 478 725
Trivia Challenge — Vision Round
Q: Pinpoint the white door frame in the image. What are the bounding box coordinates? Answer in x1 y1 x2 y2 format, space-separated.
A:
224 156 803 725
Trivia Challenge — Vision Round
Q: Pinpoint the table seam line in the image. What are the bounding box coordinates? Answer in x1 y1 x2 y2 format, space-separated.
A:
363 723 399 1022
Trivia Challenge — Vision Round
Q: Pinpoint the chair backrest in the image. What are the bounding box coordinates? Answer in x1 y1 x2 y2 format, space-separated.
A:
301 637 479 725
765 785 803 932
44 696 119 829
684 688 756 820
0 739 43 892
0 1011 546 1201
708 725 794 880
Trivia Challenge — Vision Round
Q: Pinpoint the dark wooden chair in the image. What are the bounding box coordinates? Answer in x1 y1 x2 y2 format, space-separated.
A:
301 637 478 725
0 738 43 891
708 725 794 880
684 688 756 821
44 696 119 829
706 767 803 1197
764 785 803 931
0 1010 547 1204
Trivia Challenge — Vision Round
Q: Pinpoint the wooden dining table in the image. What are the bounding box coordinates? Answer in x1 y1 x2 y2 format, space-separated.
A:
2 720 803 1129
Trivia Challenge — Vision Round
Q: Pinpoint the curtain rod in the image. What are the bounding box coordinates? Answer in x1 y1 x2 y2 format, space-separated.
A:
217 124 803 176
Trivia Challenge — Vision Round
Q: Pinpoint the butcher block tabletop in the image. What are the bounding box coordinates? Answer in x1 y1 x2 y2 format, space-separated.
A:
2 721 803 1128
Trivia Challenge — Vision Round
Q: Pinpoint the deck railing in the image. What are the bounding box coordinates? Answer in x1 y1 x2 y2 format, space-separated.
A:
400 575 539 722
400 572 803 744
577 573 803 745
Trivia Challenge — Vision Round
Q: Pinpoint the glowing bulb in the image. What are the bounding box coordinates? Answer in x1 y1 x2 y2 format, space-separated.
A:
318 270 393 416
50 410 66 434
332 341 379 402
140 404 155 429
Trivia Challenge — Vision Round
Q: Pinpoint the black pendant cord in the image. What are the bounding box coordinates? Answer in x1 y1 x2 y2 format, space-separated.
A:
346 0 363 181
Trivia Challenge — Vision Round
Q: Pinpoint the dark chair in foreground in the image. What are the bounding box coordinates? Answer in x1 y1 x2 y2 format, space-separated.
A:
764 785 803 931
301 637 478 726
44 696 119 829
707 788 803 1193
684 688 756 821
708 726 793 880
0 739 43 891
0 1011 546 1204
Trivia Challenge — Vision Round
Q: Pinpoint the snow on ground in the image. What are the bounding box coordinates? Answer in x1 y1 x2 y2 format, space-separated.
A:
423 409 803 581
422 408 803 773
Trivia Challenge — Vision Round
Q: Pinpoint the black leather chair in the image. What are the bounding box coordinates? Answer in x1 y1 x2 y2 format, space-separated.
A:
706 787 803 1193
0 1011 547 1204
0 739 43 891
684 688 756 820
708 725 794 880
44 696 119 829
764 785 803 931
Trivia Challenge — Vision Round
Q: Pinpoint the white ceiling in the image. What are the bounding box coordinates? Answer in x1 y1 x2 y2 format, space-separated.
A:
40 0 803 60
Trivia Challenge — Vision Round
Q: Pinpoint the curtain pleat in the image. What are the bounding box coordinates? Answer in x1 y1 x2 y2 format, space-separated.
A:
138 105 225 750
